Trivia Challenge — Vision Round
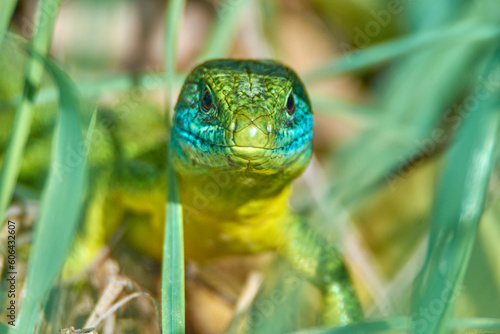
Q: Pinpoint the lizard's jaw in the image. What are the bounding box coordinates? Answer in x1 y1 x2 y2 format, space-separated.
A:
227 138 312 174
170 124 312 177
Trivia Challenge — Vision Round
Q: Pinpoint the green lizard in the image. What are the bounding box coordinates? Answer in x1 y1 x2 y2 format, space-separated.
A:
130 59 362 326
0 46 362 328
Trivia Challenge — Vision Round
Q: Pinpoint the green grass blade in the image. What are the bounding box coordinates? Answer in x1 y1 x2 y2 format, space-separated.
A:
450 318 500 330
85 108 98 156
162 0 186 332
161 157 185 333
309 94 378 122
196 0 252 63
0 99 34 224
0 0 61 226
258 0 279 56
163 0 186 126
303 21 500 83
12 59 90 333
2 71 186 110
0 0 17 45
164 0 185 76
296 317 500 334
410 59 500 334
313 317 408 333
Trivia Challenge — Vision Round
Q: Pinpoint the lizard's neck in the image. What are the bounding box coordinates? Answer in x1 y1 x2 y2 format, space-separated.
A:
179 169 291 212
177 170 293 260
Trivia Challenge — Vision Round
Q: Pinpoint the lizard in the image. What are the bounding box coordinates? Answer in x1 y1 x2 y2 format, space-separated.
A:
0 47 362 328
148 59 362 326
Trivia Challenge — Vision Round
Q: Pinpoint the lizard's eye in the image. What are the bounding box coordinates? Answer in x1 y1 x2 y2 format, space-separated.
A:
201 86 213 112
285 92 295 116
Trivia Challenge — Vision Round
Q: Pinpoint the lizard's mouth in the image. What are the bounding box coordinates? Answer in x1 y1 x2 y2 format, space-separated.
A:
171 126 312 173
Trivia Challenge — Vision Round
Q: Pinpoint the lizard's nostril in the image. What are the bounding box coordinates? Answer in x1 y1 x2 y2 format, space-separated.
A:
228 105 274 148
233 123 269 148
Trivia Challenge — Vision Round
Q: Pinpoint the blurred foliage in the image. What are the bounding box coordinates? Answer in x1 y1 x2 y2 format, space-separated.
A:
0 0 500 333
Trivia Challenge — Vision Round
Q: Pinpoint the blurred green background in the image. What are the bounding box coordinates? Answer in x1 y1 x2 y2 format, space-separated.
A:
1 0 500 333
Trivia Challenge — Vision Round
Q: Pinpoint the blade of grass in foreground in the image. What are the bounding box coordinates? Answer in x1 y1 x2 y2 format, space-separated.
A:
161 157 185 333
0 0 17 45
410 58 500 334
11 59 91 333
0 0 61 227
162 0 186 332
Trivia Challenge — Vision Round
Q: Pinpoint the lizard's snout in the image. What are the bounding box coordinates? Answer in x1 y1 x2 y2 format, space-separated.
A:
228 105 274 149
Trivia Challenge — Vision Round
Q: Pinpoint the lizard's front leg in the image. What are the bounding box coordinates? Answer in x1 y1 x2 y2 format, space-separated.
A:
281 218 363 326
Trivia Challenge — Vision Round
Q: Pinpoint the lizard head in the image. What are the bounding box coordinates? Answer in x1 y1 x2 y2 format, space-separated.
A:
171 59 313 185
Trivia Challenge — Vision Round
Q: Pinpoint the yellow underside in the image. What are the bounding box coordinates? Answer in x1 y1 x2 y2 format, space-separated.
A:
119 185 292 263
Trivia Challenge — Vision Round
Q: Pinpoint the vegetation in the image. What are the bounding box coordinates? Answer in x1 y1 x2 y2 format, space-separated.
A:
1 0 500 333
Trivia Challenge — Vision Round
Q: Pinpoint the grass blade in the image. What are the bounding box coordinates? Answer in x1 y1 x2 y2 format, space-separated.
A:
309 94 377 122
1 65 185 109
161 157 185 333
410 57 500 334
163 0 186 125
314 317 408 333
196 0 252 63
12 59 90 333
303 21 500 83
162 0 186 332
0 0 61 226
450 318 500 330
0 0 17 45
164 0 185 77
